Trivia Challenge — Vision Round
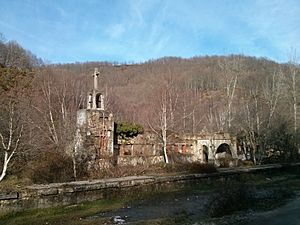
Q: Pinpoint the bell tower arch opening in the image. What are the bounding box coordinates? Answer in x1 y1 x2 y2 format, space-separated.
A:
96 93 104 110
87 93 93 109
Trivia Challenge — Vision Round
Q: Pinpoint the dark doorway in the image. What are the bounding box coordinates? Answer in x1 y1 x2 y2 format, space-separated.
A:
203 145 208 162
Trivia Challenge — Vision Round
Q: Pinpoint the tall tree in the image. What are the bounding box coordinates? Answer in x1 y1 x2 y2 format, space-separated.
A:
285 51 299 133
262 67 284 128
218 56 242 130
148 71 179 163
0 66 33 181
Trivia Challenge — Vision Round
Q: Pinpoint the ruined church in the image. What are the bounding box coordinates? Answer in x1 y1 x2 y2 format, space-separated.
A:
74 68 115 167
74 68 239 168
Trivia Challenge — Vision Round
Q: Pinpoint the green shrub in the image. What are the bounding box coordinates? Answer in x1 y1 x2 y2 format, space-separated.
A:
116 121 144 139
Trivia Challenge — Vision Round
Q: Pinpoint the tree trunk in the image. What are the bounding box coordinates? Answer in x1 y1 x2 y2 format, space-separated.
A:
162 98 169 164
0 152 9 182
72 155 77 181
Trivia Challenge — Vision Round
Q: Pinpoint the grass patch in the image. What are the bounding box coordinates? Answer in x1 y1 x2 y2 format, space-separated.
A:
0 198 126 225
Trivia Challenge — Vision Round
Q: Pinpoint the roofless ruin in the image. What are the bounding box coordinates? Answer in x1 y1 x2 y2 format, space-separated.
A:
74 68 240 171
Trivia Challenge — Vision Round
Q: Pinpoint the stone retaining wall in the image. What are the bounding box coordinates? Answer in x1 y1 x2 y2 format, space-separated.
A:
1 163 299 213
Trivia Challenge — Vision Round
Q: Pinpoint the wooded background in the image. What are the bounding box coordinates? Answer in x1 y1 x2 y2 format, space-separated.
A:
0 36 299 183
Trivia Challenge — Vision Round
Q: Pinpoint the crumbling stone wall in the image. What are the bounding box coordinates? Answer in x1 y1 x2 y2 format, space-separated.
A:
1 163 299 213
74 109 115 169
115 132 239 166
117 133 164 166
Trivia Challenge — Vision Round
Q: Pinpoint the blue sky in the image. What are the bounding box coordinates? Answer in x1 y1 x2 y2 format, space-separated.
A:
0 0 299 64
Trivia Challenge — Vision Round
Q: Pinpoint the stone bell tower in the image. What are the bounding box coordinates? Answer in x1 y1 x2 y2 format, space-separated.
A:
87 68 104 110
74 68 115 167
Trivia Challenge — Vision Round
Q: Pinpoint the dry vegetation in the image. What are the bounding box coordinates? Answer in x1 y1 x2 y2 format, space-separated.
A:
0 36 299 184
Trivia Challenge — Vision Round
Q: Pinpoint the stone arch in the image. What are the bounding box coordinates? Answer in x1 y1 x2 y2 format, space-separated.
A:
96 93 103 109
216 143 232 155
202 145 209 162
88 93 93 109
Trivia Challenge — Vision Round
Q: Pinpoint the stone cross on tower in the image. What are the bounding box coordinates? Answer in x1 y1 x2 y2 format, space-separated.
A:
87 68 104 110
93 67 99 91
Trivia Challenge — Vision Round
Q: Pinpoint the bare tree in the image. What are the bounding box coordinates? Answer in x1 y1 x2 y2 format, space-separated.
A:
262 67 284 128
148 71 179 164
218 56 242 130
29 67 85 151
179 83 206 134
0 101 23 181
242 94 261 164
0 40 37 69
0 61 32 181
285 50 299 133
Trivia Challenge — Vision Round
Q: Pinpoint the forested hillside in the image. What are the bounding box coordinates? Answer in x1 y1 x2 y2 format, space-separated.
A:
53 55 298 134
0 37 299 183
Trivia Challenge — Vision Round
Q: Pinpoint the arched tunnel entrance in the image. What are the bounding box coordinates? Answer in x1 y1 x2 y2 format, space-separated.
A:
216 143 232 156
